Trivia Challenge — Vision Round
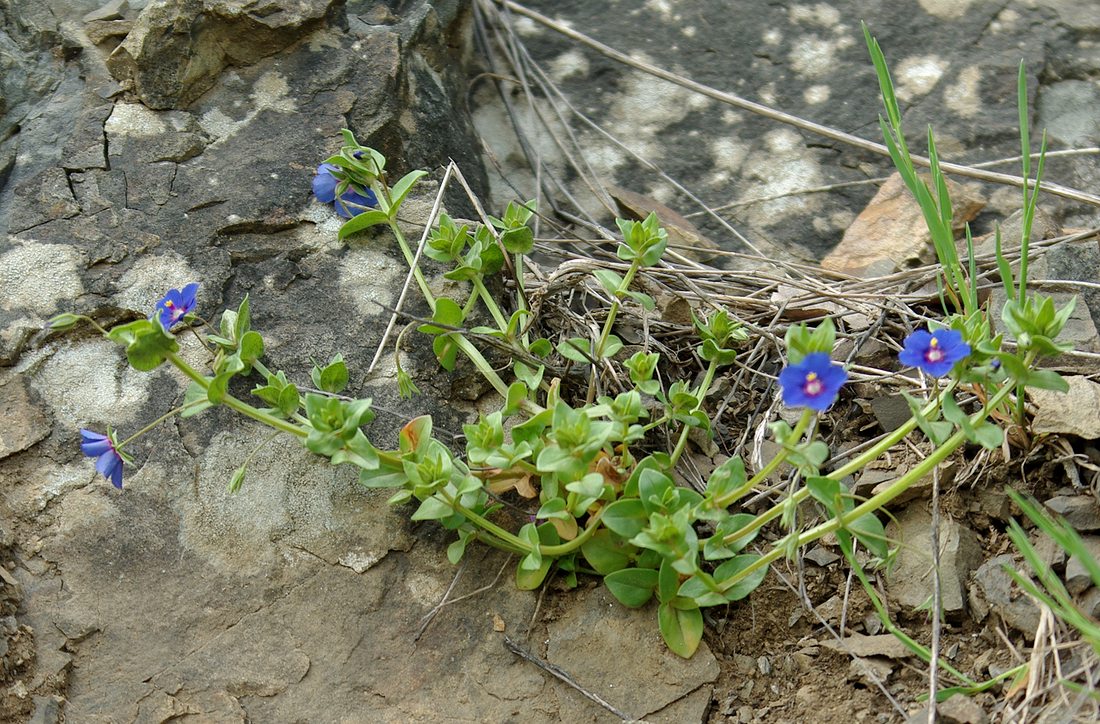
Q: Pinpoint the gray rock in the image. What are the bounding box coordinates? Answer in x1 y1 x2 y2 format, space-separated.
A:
1037 80 1100 146
869 394 912 433
106 0 343 109
848 656 894 687
82 0 130 23
1029 376 1100 440
546 587 719 723
6 167 81 234
1046 495 1100 532
886 507 983 617
1078 587 1100 619
83 19 132 47
968 554 1041 635
1064 536 1100 594
0 377 51 460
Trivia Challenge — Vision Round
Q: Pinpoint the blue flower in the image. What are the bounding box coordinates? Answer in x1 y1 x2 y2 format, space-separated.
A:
778 352 848 411
898 328 970 377
312 163 378 218
153 283 199 330
80 429 125 489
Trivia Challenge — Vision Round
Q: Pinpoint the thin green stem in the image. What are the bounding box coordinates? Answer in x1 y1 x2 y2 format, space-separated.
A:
541 508 605 556
831 380 955 481
514 252 531 348
717 380 1017 593
714 409 814 508
166 353 307 439
386 219 436 312
115 403 195 450
668 360 719 468
443 493 531 552
841 537 978 686
472 276 509 331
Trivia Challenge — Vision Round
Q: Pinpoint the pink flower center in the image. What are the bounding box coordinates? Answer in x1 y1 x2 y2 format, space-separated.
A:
803 372 822 396
925 337 944 363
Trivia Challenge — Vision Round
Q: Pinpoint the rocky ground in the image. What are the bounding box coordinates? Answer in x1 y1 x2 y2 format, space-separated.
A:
1 0 1100 722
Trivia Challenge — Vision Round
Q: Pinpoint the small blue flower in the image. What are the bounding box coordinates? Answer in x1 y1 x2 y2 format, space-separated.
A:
153 283 199 330
898 328 970 377
80 429 125 489
312 163 378 218
778 352 848 411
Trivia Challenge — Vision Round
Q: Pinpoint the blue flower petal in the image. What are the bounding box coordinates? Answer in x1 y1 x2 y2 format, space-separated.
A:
312 164 339 203
80 429 125 488
80 429 112 456
153 283 200 330
779 352 847 411
899 328 970 377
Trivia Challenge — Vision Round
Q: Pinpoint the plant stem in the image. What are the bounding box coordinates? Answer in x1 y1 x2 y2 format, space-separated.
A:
116 403 195 450
387 219 436 312
668 360 720 468
840 536 978 687
166 353 307 439
472 276 509 331
717 380 1016 594
714 409 814 508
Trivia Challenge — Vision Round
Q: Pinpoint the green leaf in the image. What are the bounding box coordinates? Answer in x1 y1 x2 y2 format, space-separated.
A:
676 573 728 608
536 497 571 521
337 210 391 239
238 331 264 366
847 512 888 559
557 337 593 363
418 297 465 335
277 383 300 417
1025 368 1069 392
46 312 81 330
714 554 768 601
703 513 759 559
500 226 534 254
389 169 428 216
517 523 543 573
311 354 349 394
580 530 634 575
504 381 527 416
806 475 841 512
226 466 247 494
528 338 553 357
447 530 475 565
234 295 251 341
604 567 658 607
207 372 232 405
624 290 656 310
358 465 408 489
705 456 746 501
657 558 680 602
972 422 1004 451
638 468 674 514
600 334 624 359
591 268 623 296
658 601 703 658
411 495 453 521
399 415 433 456
602 499 648 538
182 381 213 418
107 319 179 371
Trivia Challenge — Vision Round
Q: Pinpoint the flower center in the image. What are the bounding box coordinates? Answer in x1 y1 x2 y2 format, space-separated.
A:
803 371 823 396
925 336 944 363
